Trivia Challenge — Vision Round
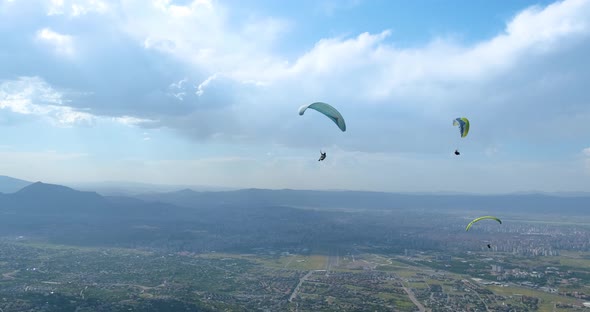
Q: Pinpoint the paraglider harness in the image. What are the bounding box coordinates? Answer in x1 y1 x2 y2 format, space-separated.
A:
454 150 460 156
319 151 326 161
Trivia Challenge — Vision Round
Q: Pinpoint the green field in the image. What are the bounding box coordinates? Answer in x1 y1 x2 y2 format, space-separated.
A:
487 286 581 312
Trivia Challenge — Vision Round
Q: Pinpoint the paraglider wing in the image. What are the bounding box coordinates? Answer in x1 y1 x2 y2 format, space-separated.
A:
465 216 502 231
299 102 346 132
453 117 470 138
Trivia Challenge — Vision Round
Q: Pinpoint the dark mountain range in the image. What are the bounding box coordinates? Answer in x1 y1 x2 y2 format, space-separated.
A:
0 182 196 221
0 182 417 252
9 182 108 212
68 180 236 196
136 188 590 216
1 180 589 254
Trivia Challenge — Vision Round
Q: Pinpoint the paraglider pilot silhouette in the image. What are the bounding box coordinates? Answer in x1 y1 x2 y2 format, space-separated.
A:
319 151 326 161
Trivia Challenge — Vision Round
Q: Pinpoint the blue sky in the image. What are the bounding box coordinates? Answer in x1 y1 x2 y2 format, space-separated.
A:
1 0 590 193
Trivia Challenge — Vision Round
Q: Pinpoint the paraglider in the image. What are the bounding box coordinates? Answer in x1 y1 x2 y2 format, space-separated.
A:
453 117 470 138
453 117 469 155
466 216 502 249
465 216 502 231
298 102 346 132
299 102 346 161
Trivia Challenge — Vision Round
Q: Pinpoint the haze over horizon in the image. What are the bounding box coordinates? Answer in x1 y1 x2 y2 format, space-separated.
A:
1 0 590 193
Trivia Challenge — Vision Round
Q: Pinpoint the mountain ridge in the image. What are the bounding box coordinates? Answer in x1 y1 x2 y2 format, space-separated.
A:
0 175 32 194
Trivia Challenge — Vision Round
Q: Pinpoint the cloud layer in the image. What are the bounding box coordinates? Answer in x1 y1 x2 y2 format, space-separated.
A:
1 0 590 190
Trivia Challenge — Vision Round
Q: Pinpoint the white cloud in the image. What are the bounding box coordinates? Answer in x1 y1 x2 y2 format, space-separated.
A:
7 0 586 153
0 76 85 124
96 0 590 157
168 78 188 100
120 0 290 81
112 116 155 126
118 0 590 96
36 28 75 56
237 0 590 102
195 74 219 96
48 0 65 15
2 0 590 191
48 0 109 17
153 0 212 17
583 147 590 157
0 76 154 127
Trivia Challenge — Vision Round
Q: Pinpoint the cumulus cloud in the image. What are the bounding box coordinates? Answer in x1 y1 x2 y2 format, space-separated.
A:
0 76 91 125
120 0 291 81
120 0 590 90
97 0 590 154
196 74 219 96
47 0 109 17
1 0 590 155
111 115 154 126
168 78 187 100
0 76 153 127
36 28 75 56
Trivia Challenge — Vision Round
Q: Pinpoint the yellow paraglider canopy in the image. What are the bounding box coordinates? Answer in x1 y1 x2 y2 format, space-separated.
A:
465 216 502 231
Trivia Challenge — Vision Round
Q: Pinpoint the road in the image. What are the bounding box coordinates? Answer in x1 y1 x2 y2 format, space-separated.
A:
289 270 315 302
402 286 428 312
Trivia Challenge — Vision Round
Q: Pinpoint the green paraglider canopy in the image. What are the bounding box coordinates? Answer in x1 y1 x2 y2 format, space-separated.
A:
453 117 470 138
299 102 346 132
465 216 502 231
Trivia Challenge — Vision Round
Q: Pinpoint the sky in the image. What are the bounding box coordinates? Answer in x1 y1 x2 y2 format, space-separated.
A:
0 0 590 193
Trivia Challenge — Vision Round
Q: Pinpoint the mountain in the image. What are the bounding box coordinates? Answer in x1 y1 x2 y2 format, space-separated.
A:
137 188 590 216
1 182 198 220
5 182 109 214
0 182 357 252
0 182 205 246
0 175 32 193
68 181 236 196
2 181 590 255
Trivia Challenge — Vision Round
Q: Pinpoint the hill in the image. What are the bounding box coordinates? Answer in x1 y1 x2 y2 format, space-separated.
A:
0 175 31 193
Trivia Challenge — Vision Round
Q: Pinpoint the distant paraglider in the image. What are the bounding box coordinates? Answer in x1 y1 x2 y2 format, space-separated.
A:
319 151 326 161
453 117 469 155
466 216 502 249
